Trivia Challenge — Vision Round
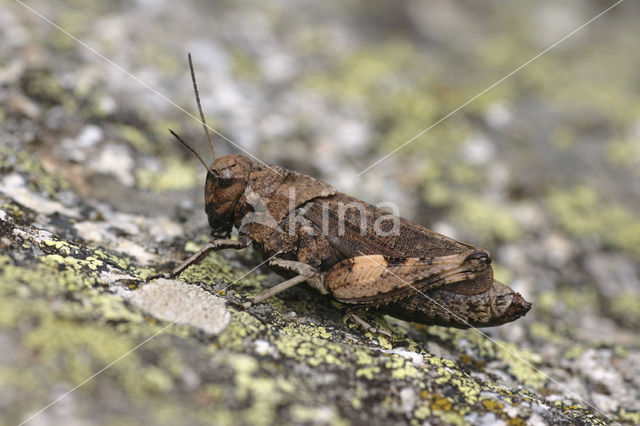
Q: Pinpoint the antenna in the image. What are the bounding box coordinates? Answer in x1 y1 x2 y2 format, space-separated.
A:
188 53 216 161
168 129 210 172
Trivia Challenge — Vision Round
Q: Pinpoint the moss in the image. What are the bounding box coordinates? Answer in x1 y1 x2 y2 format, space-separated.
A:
0 216 285 423
93 247 140 275
425 327 548 391
507 418 527 426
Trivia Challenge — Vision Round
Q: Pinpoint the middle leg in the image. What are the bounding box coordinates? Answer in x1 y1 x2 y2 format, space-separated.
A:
244 259 318 308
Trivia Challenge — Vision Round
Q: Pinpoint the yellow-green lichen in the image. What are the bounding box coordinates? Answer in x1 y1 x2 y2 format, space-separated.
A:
21 69 68 105
430 393 453 411
0 252 96 297
24 319 146 393
608 291 640 328
272 327 346 368
496 342 547 389
139 43 183 76
355 365 381 380
548 185 640 260
304 40 473 177
481 398 504 415
450 196 523 243
617 408 640 425
230 48 262 81
433 410 467 426
430 363 481 405
117 124 156 154
564 344 585 360
530 322 564 344
136 158 200 192
217 311 265 350
227 354 311 426
535 287 599 315
413 404 431 421
289 404 347 426
606 137 640 169
386 354 422 380
0 146 70 200
178 251 262 288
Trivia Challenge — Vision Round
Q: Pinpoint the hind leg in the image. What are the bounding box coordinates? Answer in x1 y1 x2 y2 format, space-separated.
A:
346 310 392 338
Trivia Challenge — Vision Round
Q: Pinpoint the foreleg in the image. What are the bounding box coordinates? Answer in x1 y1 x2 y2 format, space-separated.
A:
149 237 250 281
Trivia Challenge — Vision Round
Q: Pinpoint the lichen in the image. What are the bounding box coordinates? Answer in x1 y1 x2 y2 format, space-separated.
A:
547 185 640 260
117 124 156 155
0 146 70 200
136 158 201 192
450 196 523 243
4 6 637 420
608 291 640 328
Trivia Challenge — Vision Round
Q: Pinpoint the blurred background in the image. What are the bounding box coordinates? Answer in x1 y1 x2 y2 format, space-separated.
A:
2 0 640 424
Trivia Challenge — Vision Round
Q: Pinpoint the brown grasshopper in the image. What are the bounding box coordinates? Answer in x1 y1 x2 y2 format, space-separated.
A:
151 54 531 334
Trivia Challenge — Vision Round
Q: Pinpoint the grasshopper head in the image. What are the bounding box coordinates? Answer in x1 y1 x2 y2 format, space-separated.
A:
205 154 253 233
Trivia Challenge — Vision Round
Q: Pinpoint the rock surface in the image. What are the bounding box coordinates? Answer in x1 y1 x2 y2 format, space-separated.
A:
1 1 639 425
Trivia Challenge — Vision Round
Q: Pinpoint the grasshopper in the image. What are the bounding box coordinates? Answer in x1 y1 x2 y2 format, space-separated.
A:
151 55 531 334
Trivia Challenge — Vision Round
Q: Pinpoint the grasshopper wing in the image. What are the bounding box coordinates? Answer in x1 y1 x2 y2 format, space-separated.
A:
303 193 473 260
324 250 491 305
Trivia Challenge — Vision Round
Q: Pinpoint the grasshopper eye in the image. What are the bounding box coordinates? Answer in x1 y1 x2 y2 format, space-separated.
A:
219 169 234 187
